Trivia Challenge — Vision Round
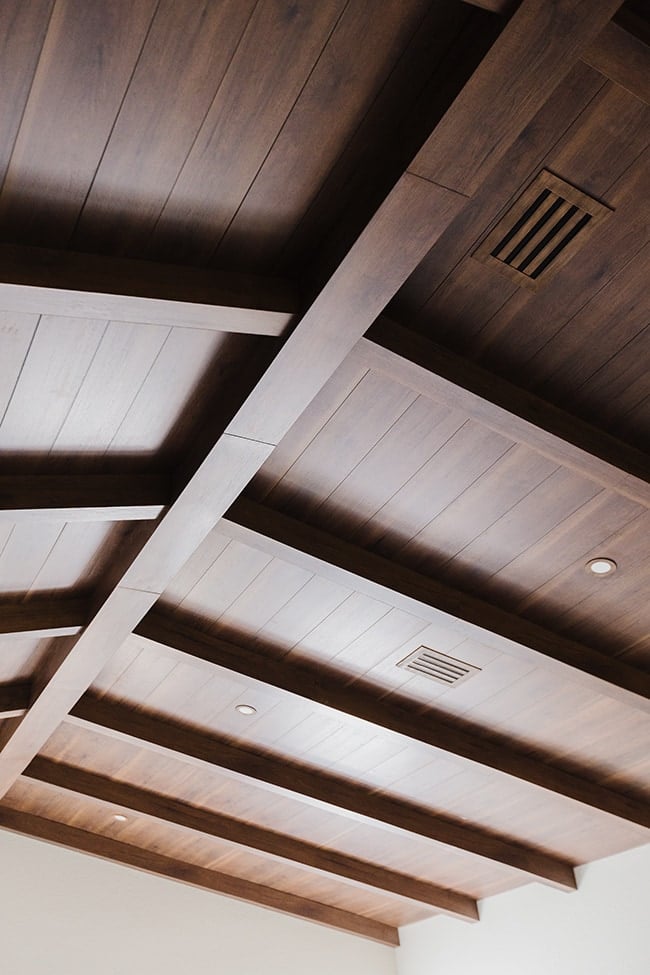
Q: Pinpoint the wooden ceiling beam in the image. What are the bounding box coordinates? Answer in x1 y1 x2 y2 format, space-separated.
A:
25 756 478 921
0 683 31 719
361 318 650 508
221 499 650 714
135 611 650 830
0 473 171 522
68 695 577 891
0 596 88 637
0 805 398 945
0 243 296 336
581 20 650 105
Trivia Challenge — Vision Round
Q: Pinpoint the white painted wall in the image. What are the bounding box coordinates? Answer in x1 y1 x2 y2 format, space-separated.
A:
396 843 650 975
0 829 397 975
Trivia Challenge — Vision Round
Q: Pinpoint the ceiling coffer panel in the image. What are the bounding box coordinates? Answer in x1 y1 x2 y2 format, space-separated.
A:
472 170 613 291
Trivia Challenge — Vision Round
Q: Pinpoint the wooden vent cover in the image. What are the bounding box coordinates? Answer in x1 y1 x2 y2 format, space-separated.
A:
397 646 481 687
473 170 612 291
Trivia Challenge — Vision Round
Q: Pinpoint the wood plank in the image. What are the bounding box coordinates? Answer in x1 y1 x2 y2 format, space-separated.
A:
0 596 87 637
0 682 30 718
26 756 478 920
359 319 650 508
410 0 624 195
135 610 650 830
0 474 171 522
221 499 650 712
0 244 296 336
69 695 577 890
582 21 650 104
0 805 398 945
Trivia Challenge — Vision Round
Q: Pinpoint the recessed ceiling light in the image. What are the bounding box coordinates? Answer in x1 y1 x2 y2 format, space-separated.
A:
113 814 128 823
586 557 617 576
235 704 257 716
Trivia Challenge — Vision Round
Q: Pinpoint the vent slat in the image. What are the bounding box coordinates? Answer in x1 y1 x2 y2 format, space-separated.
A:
398 646 481 688
474 170 612 291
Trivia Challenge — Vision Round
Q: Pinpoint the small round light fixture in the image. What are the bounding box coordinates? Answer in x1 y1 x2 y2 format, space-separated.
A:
113 814 128 823
586 557 617 576
235 704 257 716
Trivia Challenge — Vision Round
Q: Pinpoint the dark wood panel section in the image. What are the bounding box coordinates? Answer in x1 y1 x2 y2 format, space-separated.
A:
582 21 650 103
69 696 577 890
222 500 650 712
411 0 623 195
0 596 87 637
360 319 650 507
0 474 171 522
26 756 477 920
0 805 399 945
0 244 296 335
0 682 30 719
136 610 650 830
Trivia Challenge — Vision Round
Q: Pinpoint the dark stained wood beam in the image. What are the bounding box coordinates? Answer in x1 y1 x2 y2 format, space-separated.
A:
0 805 398 945
582 20 650 104
361 319 650 508
221 499 650 714
136 611 650 831
0 474 171 522
0 0 622 814
0 243 296 336
0 683 31 719
0 596 88 637
68 695 577 891
26 756 478 921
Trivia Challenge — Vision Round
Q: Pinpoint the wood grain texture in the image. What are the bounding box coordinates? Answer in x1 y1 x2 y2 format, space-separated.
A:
69 695 577 890
411 0 623 195
0 682 30 718
0 805 399 945
582 21 650 104
25 756 478 920
0 474 171 521
222 499 650 712
0 244 296 335
360 319 650 507
135 610 650 830
0 596 87 637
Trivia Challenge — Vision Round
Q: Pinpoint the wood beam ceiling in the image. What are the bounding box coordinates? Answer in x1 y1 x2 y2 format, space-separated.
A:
0 683 30 719
0 596 87 637
0 243 297 335
67 694 577 891
0 473 171 522
0 807 399 946
25 756 478 921
134 611 650 830
221 499 650 713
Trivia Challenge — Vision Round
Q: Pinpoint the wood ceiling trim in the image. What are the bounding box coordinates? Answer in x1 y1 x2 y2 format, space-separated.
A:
0 474 171 522
25 756 478 921
135 611 650 831
360 319 650 508
0 596 87 637
68 696 577 891
0 244 297 336
0 682 30 719
0 806 398 946
221 500 650 713
581 21 650 104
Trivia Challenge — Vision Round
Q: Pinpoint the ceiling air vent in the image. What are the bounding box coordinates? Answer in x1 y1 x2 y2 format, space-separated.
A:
473 170 612 291
397 646 481 687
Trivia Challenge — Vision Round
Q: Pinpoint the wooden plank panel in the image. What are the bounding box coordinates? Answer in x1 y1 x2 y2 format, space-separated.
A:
69 695 577 889
72 0 257 256
0 805 399 945
222 500 650 710
0 637 43 683
582 21 650 103
0 475 170 522
0 522 63 592
411 0 624 195
26 756 478 919
136 610 650 828
0 245 296 335
148 0 348 264
0 0 159 246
